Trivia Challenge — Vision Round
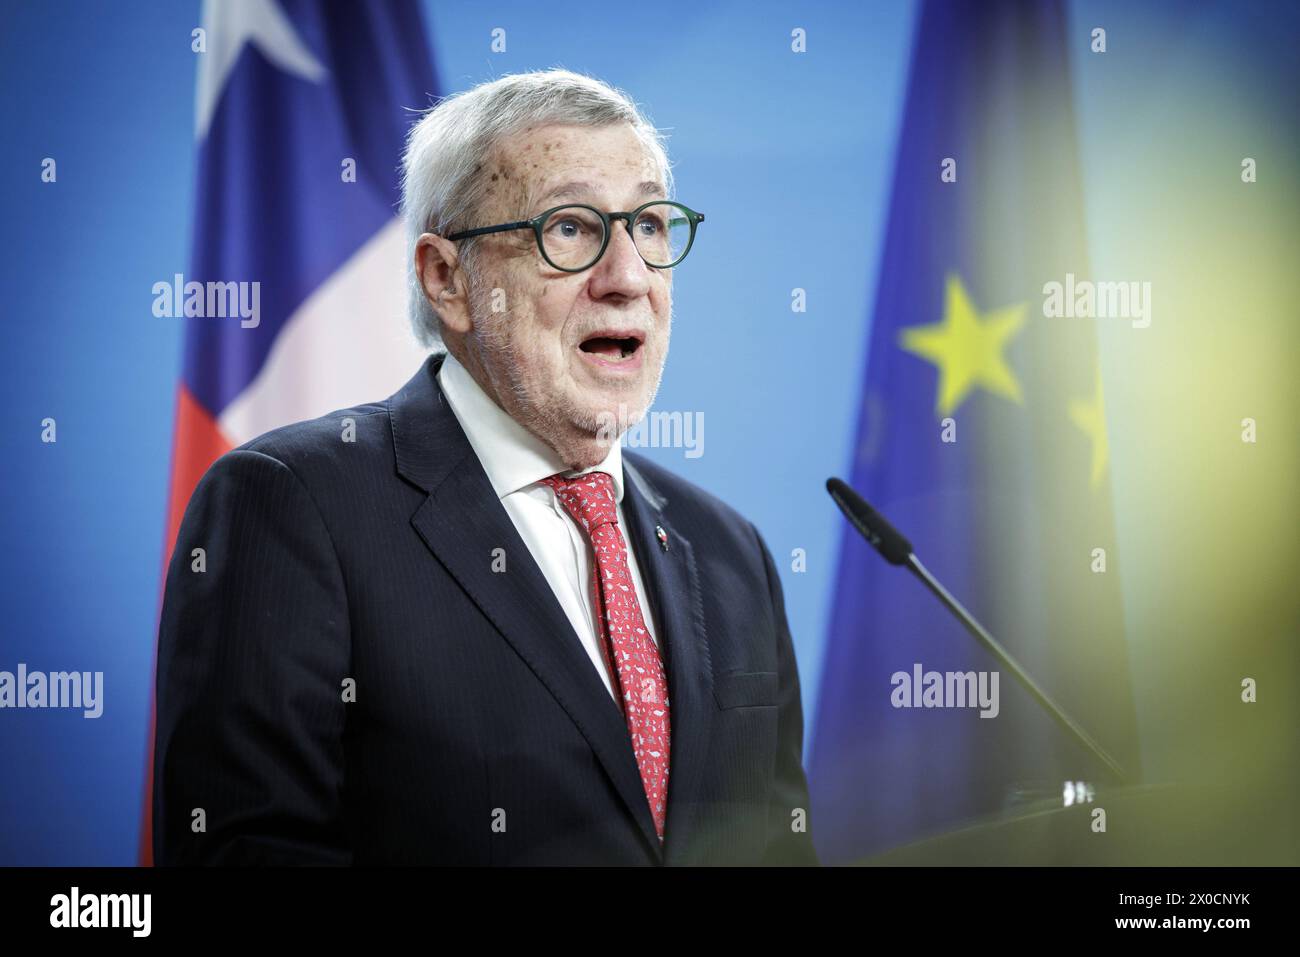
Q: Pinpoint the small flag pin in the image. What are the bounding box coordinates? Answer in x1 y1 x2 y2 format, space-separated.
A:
655 525 669 551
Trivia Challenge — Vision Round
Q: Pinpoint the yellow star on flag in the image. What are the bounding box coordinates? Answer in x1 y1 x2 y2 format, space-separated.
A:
1069 365 1109 489
898 274 1028 417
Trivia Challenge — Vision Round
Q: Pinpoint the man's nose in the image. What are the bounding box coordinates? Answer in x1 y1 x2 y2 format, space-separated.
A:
588 222 651 299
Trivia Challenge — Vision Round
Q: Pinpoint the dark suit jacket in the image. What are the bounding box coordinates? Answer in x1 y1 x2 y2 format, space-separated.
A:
154 353 818 865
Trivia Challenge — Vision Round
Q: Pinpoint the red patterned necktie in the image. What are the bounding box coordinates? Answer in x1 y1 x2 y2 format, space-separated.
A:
540 469 671 841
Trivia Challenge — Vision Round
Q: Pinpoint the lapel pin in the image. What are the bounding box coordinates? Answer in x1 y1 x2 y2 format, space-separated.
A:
655 525 669 552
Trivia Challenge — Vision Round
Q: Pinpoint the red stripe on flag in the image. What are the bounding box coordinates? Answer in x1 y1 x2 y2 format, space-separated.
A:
139 385 234 866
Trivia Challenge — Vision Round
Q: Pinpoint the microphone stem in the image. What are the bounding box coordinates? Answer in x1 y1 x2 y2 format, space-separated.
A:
906 554 1130 785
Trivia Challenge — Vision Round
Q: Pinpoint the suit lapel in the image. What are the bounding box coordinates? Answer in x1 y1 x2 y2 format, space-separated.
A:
389 355 665 860
621 457 714 864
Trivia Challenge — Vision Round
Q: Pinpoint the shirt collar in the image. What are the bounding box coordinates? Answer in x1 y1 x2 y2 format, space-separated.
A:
436 350 625 503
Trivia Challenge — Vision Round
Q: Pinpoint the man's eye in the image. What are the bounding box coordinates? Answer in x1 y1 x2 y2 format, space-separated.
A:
550 218 589 239
635 217 663 236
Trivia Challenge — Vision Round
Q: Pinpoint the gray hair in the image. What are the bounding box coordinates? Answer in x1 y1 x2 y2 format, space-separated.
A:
400 68 674 351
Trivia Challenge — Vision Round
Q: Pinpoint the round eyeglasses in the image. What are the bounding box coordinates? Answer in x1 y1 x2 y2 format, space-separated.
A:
446 201 705 273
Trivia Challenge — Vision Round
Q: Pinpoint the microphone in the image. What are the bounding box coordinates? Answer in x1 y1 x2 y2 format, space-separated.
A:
826 477 1129 785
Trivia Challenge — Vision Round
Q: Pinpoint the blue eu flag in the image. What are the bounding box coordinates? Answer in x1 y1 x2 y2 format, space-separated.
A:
808 0 1141 863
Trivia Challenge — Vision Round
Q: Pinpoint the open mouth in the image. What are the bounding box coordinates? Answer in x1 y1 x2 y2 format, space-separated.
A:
578 330 645 362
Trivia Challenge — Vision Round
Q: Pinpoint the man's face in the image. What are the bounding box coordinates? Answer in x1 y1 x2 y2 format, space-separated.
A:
459 122 672 464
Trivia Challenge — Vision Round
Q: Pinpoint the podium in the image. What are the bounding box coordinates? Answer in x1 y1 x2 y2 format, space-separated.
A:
858 782 1298 865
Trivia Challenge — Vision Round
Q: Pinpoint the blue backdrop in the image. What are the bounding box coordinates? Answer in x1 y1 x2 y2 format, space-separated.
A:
1 0 1294 864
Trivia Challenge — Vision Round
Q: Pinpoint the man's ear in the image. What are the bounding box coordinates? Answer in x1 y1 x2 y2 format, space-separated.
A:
415 232 471 334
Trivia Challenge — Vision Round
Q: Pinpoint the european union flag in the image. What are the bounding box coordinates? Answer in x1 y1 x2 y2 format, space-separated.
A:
809 0 1141 863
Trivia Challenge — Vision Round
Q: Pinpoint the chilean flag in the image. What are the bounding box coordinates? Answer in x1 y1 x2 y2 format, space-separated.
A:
139 0 437 865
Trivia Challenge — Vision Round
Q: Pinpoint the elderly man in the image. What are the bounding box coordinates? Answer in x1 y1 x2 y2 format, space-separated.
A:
154 69 817 866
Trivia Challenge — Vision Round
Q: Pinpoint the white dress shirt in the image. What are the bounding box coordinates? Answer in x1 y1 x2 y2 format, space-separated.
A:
436 351 661 702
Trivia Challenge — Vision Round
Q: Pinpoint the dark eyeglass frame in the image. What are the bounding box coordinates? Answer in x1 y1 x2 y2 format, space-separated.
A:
445 200 705 273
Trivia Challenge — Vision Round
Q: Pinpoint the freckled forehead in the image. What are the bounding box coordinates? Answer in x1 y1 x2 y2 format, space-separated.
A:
495 123 663 201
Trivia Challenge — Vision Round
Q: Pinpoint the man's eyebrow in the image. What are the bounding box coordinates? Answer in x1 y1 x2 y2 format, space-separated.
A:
534 179 667 208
